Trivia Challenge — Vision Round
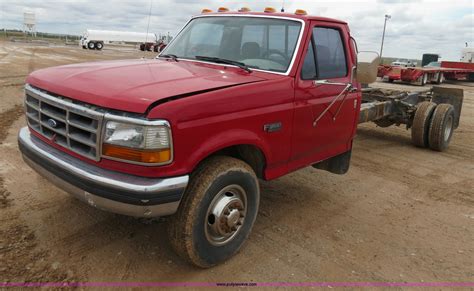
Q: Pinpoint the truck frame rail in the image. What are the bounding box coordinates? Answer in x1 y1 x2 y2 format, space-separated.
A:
359 86 463 151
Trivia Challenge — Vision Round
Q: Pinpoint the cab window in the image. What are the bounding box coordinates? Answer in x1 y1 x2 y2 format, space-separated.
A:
301 27 348 79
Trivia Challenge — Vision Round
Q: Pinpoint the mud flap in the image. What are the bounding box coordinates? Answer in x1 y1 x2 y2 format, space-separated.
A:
312 149 352 175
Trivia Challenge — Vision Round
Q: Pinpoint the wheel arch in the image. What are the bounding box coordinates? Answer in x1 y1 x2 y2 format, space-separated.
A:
189 139 269 180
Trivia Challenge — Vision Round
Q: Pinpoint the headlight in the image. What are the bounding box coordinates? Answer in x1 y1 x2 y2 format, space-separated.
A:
102 119 172 165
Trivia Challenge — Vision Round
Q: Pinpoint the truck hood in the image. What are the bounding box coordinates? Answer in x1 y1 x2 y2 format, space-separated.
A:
26 59 267 114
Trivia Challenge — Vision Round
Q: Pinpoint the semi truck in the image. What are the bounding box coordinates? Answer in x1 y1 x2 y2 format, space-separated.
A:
19 8 463 267
378 48 474 85
80 29 157 50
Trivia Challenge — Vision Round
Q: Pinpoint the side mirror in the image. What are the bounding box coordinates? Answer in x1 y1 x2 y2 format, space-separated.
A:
356 51 380 84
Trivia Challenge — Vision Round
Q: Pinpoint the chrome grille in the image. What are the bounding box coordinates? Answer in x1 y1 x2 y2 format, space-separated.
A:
24 84 104 161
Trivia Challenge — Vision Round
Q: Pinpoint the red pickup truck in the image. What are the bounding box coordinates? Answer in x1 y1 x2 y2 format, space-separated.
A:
19 9 379 267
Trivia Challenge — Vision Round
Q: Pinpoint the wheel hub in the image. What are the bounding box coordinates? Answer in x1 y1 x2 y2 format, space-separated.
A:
205 185 247 246
444 115 453 142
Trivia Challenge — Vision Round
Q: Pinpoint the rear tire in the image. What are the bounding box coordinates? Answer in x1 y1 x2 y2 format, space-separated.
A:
168 156 260 268
95 42 103 50
420 73 428 86
411 101 436 148
87 42 95 50
428 104 455 151
436 72 444 84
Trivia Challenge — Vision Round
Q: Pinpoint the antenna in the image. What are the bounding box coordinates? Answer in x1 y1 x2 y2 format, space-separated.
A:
281 0 285 12
144 0 153 58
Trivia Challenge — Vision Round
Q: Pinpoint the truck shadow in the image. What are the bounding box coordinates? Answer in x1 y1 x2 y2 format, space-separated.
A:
50 170 332 277
356 126 412 146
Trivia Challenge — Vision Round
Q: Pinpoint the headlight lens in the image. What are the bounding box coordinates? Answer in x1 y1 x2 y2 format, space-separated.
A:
102 120 172 164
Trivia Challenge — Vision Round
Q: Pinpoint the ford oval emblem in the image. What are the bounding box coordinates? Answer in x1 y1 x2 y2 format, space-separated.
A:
47 118 58 128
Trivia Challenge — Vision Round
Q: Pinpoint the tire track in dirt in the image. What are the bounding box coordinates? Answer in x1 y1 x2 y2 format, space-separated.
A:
0 99 78 284
0 105 24 208
27 48 36 73
0 47 18 60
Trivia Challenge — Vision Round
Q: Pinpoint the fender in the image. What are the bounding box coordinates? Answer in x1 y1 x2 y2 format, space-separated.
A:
184 128 272 174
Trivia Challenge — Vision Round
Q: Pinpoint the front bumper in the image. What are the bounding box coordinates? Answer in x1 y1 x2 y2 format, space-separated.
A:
18 127 188 217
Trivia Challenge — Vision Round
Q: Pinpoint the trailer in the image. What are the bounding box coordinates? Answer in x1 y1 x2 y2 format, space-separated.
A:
359 86 463 151
378 48 474 85
80 29 157 50
378 64 474 85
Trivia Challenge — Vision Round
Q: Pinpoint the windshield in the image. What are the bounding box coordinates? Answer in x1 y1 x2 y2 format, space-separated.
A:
161 16 303 73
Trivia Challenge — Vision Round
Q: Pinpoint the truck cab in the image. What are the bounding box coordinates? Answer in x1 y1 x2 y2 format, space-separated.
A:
18 8 377 267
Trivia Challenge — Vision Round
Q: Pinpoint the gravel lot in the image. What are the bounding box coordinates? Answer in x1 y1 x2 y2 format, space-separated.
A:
1 41 473 284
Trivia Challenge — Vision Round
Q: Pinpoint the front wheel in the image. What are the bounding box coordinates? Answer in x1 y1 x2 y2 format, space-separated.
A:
168 156 260 268
87 42 95 49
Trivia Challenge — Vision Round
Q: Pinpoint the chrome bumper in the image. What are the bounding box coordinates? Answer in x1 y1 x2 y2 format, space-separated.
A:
18 127 188 217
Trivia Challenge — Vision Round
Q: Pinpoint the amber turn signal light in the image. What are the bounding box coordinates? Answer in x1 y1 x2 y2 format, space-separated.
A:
103 144 171 164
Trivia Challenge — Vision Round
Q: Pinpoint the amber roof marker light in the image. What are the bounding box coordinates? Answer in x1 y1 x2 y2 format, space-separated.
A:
295 9 307 15
238 7 251 12
264 7 276 13
217 7 229 12
201 8 212 13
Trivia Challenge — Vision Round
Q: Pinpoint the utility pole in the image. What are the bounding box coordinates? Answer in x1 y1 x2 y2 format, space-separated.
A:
379 14 391 63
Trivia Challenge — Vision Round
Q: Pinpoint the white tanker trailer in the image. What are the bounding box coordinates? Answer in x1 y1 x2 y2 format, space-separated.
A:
79 29 157 50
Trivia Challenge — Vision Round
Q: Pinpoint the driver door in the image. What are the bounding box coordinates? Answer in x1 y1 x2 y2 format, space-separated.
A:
289 22 359 171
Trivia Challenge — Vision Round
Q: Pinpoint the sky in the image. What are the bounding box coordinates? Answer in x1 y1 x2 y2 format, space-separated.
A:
1 0 472 60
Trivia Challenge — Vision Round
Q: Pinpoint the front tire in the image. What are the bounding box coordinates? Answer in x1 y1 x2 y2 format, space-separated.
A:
87 42 95 50
168 156 260 268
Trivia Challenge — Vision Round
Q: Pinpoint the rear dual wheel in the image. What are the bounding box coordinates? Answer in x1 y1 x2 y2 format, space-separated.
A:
436 72 444 84
420 73 428 86
411 102 455 151
411 101 436 147
428 104 455 151
168 156 260 268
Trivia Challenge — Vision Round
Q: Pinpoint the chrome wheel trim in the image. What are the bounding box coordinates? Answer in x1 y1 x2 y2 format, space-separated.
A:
205 184 247 246
444 114 453 142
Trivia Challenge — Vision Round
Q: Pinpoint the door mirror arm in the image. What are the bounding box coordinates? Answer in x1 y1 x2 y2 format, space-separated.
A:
312 81 354 127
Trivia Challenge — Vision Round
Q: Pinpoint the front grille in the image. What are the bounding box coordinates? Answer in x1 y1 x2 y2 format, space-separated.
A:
24 85 104 161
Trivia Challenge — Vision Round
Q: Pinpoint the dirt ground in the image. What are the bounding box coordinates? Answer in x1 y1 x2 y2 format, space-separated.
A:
1 41 473 285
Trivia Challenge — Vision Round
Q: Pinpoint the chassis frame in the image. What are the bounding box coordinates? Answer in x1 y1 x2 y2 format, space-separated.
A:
359 86 463 134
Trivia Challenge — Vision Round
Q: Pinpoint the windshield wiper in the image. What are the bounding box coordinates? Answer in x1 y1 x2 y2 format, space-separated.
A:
160 54 179 62
195 56 252 73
